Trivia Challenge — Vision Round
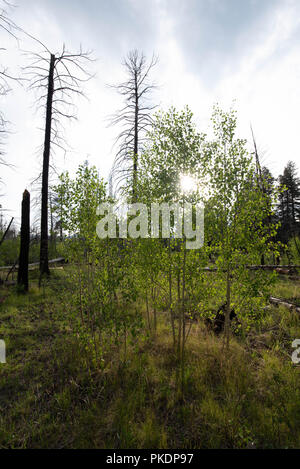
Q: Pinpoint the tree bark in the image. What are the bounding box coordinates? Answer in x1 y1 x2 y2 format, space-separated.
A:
40 53 55 278
17 190 30 292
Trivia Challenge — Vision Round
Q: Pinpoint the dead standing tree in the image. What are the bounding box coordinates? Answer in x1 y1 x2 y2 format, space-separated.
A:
25 44 93 279
17 190 30 292
0 0 18 92
251 125 275 265
110 50 158 201
0 1 20 181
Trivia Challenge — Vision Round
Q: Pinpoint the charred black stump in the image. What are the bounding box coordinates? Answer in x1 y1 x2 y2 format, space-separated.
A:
206 303 238 335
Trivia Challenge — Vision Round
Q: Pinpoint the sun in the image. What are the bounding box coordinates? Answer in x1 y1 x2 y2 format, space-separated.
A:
180 174 197 193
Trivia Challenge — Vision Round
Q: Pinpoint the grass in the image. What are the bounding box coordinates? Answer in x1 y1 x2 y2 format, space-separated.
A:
0 268 300 448
270 275 300 306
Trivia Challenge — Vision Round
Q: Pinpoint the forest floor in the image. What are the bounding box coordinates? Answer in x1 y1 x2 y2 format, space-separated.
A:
0 268 300 449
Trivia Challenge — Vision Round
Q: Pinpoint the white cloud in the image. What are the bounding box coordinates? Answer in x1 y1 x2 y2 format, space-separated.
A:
213 0 300 172
1 0 300 227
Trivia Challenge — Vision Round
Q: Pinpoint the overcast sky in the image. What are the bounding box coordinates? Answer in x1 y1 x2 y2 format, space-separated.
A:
1 0 300 228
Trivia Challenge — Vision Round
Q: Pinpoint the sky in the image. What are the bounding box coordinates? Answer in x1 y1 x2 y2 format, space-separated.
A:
1 0 300 229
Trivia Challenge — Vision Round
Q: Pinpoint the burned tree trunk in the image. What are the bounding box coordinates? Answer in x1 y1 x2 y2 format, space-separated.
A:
0 216 14 248
26 46 93 280
39 53 55 278
17 190 30 292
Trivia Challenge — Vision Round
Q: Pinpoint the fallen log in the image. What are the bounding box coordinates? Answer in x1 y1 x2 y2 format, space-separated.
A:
200 265 300 274
0 257 65 272
287 276 300 281
269 296 300 314
247 265 300 270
